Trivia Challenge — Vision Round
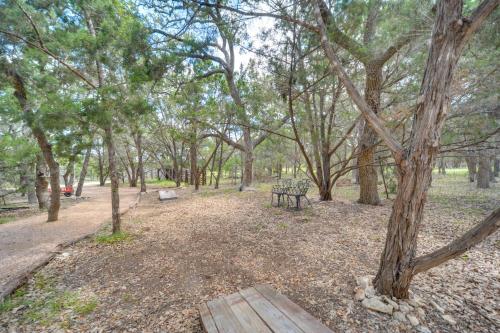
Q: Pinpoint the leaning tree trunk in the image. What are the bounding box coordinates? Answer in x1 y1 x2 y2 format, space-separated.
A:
358 64 382 205
477 151 490 188
5 67 60 221
373 0 498 298
35 153 49 209
76 145 92 197
104 126 121 233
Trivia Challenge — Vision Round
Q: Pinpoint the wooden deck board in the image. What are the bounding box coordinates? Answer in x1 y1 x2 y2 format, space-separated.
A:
199 284 333 333
255 284 333 333
206 297 246 333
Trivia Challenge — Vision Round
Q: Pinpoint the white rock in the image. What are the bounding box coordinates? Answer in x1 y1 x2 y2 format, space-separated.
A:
407 314 419 326
159 190 177 201
354 287 365 301
393 311 406 322
408 299 420 307
442 314 457 325
399 302 413 313
382 296 399 310
362 297 393 315
365 286 376 298
356 276 371 289
417 325 432 333
430 300 445 313
417 307 426 318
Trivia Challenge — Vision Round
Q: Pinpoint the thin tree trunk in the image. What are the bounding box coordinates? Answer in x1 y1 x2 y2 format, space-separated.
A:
215 140 224 189
76 145 92 197
105 126 121 233
242 127 253 187
135 132 146 192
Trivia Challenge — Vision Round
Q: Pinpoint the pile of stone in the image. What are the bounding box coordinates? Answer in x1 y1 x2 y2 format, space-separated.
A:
354 276 457 333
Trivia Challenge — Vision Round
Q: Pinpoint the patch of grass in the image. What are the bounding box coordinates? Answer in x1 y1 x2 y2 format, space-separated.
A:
277 221 288 229
74 298 98 315
145 179 177 187
0 216 15 224
95 231 130 244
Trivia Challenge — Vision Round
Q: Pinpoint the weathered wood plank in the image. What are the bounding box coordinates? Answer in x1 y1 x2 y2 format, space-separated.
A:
225 292 273 333
206 297 246 333
199 303 218 333
240 287 304 333
255 284 333 333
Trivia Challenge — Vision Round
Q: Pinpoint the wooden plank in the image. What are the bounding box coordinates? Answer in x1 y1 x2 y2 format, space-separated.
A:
225 292 273 333
255 284 333 333
206 297 246 333
199 303 218 333
240 287 304 333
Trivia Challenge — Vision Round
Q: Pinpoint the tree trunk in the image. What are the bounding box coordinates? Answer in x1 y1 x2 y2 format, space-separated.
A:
465 154 477 182
35 153 49 209
243 128 253 187
438 157 446 174
63 160 75 187
76 145 92 197
135 132 146 193
477 152 490 188
5 67 60 221
190 140 198 190
215 141 224 189
494 158 499 177
373 0 498 298
20 162 37 204
358 64 382 205
97 144 106 186
104 126 121 233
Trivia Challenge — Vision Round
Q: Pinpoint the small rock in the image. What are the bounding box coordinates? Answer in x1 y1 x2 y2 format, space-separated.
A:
362 297 393 315
61 252 70 257
442 314 457 325
393 311 406 322
399 302 413 313
159 190 177 201
356 276 371 289
382 296 399 310
407 314 419 326
354 287 365 301
417 325 432 333
365 286 376 298
11 305 26 314
408 299 420 307
417 307 426 318
430 300 445 313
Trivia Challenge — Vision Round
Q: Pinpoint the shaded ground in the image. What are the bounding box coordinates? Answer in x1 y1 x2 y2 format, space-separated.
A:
0 176 498 332
0 185 139 299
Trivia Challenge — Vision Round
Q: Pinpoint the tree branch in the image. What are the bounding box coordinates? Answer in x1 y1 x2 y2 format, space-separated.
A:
412 207 500 275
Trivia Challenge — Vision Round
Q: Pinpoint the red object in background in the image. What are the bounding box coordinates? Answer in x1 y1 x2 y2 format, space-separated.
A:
48 185 74 197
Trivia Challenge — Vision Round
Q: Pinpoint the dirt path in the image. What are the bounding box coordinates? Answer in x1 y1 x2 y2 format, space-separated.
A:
0 185 139 299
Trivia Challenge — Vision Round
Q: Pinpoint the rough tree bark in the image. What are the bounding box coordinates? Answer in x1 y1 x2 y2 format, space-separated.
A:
35 153 49 209
76 145 92 197
314 0 499 298
4 66 61 221
477 151 490 188
465 152 477 182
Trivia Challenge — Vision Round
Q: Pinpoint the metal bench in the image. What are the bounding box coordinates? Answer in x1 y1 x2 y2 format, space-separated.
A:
271 178 292 207
285 179 311 210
